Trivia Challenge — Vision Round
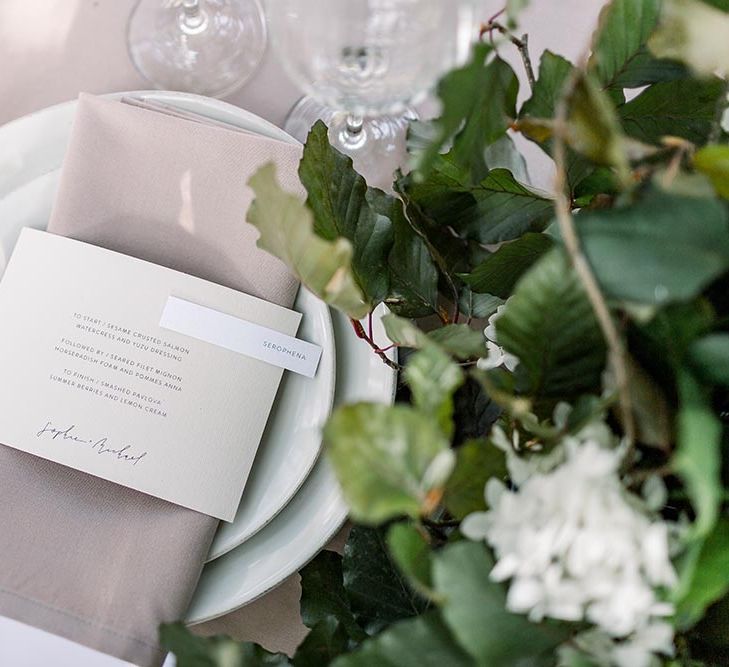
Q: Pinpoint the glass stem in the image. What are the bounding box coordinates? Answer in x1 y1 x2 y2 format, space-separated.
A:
180 0 208 32
345 114 364 139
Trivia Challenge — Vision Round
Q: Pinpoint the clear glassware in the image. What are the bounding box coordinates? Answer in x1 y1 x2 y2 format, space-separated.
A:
268 0 474 188
127 0 267 98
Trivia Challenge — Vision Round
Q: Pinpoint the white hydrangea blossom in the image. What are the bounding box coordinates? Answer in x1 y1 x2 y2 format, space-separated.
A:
477 303 519 372
462 438 677 667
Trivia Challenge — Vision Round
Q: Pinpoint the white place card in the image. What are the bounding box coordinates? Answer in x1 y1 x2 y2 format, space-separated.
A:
0 228 307 521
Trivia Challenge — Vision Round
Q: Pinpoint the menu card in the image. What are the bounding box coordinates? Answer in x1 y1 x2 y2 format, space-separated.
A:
0 229 309 521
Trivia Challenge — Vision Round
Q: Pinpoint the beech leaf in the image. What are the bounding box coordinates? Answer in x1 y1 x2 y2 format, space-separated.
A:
247 163 370 319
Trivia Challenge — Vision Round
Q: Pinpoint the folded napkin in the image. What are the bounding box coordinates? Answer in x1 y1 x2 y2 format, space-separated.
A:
0 93 302 667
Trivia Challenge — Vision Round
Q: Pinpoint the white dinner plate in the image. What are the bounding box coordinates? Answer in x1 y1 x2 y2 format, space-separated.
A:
0 91 397 622
0 93 336 560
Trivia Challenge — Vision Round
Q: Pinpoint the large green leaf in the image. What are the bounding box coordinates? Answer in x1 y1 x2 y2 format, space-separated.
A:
588 0 688 89
402 159 554 245
299 550 366 641
494 249 606 409
566 72 630 182
387 523 433 595
331 612 473 667
432 542 570 666
675 518 729 629
689 333 729 385
385 204 440 318
674 370 723 538
575 193 729 304
518 51 594 191
694 145 729 198
343 526 429 635
160 623 291 667
404 345 464 437
324 403 451 524
417 44 518 179
299 121 394 303
443 439 508 520
247 164 369 318
618 77 726 145
292 618 349 667
382 314 485 360
462 233 554 297
649 0 729 76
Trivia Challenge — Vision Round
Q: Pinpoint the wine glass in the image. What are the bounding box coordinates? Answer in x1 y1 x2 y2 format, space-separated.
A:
268 0 474 188
127 0 267 98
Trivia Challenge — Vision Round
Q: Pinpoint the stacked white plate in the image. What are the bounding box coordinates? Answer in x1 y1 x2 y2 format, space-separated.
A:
0 91 396 624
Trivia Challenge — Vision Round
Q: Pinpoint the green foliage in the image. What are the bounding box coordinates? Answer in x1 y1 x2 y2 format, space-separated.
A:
195 5 729 666
416 44 518 179
443 439 508 520
674 371 723 538
343 526 429 635
494 249 606 410
575 193 729 304
246 163 369 318
432 542 570 666
330 613 473 667
694 145 729 197
324 403 451 524
675 519 729 629
461 232 554 297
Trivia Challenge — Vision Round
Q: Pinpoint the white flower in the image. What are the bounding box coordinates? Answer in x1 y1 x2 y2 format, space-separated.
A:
476 303 519 372
461 439 677 664
572 621 675 667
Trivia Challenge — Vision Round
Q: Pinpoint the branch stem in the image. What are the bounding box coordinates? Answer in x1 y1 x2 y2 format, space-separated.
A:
350 318 401 371
480 20 536 90
552 71 635 447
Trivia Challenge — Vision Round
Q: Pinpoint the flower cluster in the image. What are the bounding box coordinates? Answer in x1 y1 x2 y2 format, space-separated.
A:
462 436 678 667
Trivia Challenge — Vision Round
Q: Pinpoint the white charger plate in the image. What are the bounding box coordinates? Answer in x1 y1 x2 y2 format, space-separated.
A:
0 91 396 622
0 92 335 561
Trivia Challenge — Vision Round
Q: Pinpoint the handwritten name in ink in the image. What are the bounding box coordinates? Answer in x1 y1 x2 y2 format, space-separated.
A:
35 421 148 466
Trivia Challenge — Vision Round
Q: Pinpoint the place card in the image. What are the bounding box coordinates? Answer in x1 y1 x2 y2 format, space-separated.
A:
0 228 308 521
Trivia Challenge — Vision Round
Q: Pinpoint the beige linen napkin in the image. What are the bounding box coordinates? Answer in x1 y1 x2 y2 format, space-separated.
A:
0 93 302 667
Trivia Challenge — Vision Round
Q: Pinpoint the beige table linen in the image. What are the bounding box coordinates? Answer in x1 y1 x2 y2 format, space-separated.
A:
0 93 302 667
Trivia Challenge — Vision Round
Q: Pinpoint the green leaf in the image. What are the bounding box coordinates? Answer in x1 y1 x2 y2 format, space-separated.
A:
330 612 473 667
694 145 729 198
674 370 722 538
385 204 440 318
649 0 729 76
495 249 606 410
382 315 485 361
675 518 729 629
588 0 688 89
428 325 486 359
292 618 349 667
387 523 433 594
575 193 729 304
417 44 518 179
458 290 504 320
566 72 630 182
299 550 366 641
518 51 596 191
618 77 726 146
690 333 729 385
299 121 394 303
247 163 370 319
324 403 450 523
405 345 464 437
343 526 429 635
402 159 554 245
432 542 570 666
462 233 554 297
443 439 508 520
160 623 291 667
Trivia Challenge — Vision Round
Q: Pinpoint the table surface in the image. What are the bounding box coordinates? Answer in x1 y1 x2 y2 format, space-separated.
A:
0 0 606 660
